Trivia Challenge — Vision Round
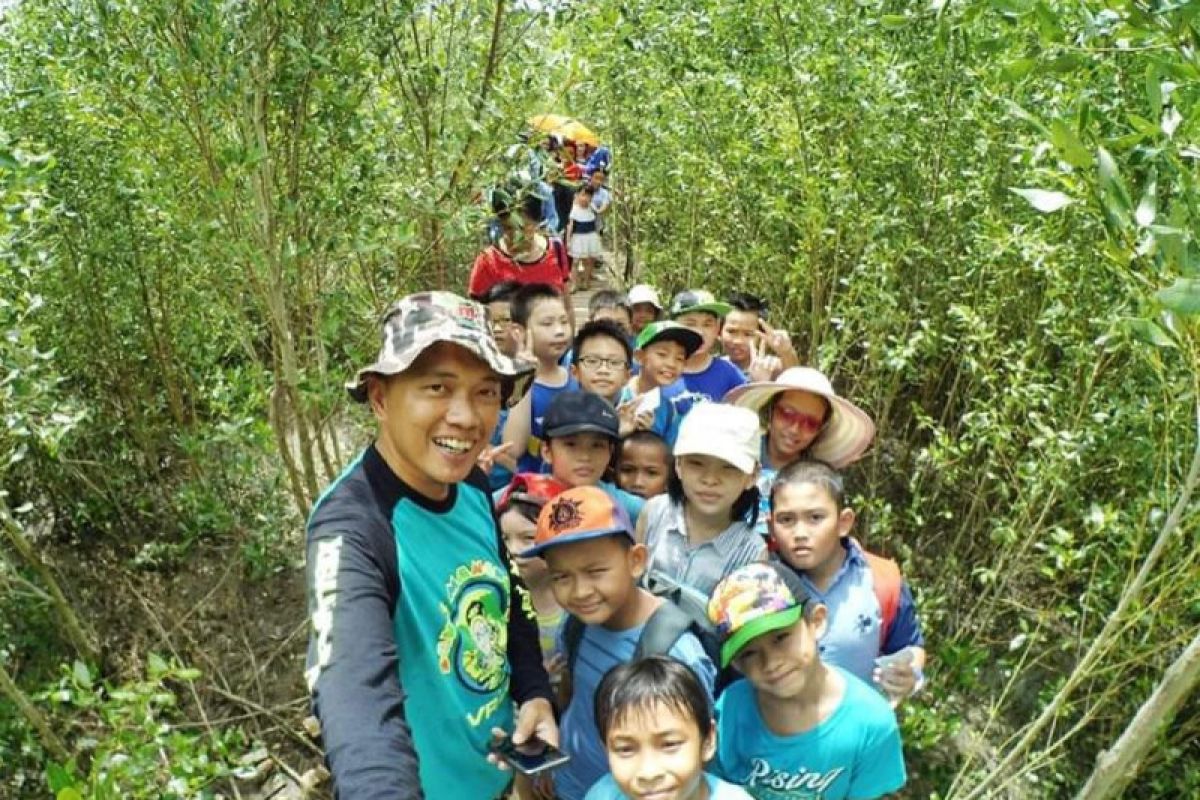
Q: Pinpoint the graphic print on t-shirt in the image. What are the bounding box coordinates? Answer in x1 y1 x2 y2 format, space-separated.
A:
437 559 510 704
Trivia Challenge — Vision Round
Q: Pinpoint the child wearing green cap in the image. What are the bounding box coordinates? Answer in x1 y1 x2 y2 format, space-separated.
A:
707 562 906 800
618 320 704 447
670 289 748 404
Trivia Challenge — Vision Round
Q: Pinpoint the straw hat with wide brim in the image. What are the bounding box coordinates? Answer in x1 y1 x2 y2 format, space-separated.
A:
723 367 876 468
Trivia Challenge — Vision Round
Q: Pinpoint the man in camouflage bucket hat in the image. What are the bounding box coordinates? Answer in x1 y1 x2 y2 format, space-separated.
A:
346 290 535 404
306 291 556 800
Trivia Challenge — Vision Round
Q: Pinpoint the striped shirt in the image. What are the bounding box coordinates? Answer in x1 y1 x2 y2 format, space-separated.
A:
642 495 767 596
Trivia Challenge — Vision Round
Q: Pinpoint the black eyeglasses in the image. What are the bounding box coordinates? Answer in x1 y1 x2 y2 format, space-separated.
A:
577 356 628 370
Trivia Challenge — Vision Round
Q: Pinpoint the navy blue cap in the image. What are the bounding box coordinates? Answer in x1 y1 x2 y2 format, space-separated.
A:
543 391 619 440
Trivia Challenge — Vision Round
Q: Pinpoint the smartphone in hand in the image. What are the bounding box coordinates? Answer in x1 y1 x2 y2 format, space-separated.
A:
489 734 571 776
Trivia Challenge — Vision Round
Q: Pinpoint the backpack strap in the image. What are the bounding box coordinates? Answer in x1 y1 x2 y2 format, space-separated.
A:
563 614 586 675
551 237 570 283
856 539 902 647
633 601 696 660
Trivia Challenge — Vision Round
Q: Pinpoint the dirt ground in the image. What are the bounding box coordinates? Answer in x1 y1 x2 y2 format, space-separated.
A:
55 532 330 799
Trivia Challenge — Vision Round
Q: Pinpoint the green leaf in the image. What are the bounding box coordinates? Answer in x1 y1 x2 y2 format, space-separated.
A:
47 762 75 793
1135 177 1157 227
1155 277 1200 315
72 660 91 687
881 14 908 30
1000 58 1038 82
56 790 83 800
1003 99 1050 137
1049 120 1092 168
1146 65 1163 120
1097 146 1133 213
147 652 169 677
991 0 1034 15
1010 187 1073 212
1125 318 1177 349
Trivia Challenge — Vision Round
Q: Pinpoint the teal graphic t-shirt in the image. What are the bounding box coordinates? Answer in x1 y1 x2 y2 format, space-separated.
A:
393 483 514 798
586 772 754 799
714 668 905 799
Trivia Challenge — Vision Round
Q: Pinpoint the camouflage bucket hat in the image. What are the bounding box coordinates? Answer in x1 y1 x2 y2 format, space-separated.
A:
346 291 535 405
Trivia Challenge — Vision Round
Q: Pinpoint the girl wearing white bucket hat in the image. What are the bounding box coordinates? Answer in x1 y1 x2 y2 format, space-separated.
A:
723 366 876 536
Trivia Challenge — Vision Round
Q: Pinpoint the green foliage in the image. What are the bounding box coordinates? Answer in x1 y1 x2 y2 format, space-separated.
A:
39 656 245 799
1 0 1199 796
562 0 1200 794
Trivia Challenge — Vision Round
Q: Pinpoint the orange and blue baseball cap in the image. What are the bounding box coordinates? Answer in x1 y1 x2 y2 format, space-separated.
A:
708 562 814 668
524 486 634 558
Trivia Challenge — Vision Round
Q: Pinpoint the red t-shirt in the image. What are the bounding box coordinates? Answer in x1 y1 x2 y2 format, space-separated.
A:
468 239 570 298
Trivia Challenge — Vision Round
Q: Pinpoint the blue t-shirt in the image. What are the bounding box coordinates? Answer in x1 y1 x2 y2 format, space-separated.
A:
714 669 906 799
617 379 690 447
488 407 513 491
600 480 646 525
682 356 747 404
586 772 754 799
554 617 717 800
782 545 924 687
517 373 579 474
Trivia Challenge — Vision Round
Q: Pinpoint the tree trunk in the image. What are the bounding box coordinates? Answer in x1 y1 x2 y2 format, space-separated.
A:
0 659 69 763
1074 627 1200 800
0 507 99 666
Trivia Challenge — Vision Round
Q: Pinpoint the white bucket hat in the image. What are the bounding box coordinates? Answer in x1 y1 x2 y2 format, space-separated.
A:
673 403 761 474
627 284 663 309
723 367 875 468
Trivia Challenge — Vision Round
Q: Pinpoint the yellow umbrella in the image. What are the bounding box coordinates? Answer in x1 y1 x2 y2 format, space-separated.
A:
527 114 601 147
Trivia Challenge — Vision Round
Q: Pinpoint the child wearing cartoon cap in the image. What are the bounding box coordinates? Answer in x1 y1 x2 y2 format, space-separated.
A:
670 289 748 404
524 486 718 800
707 563 906 800
305 291 555 800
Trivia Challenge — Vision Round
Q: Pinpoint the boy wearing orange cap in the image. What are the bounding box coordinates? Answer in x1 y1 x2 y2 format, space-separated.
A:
525 486 717 800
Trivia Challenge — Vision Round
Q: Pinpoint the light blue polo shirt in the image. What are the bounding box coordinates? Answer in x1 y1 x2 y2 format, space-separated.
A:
778 541 924 686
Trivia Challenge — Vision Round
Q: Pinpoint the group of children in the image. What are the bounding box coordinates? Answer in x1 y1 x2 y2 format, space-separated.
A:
470 280 925 799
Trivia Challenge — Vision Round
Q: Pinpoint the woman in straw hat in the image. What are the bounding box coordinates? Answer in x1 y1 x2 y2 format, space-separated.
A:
724 367 876 537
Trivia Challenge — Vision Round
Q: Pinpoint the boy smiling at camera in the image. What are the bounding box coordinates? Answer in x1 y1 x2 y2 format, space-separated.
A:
585 656 752 800
707 563 906 800
621 320 703 446
523 487 717 800
669 289 746 404
503 283 577 473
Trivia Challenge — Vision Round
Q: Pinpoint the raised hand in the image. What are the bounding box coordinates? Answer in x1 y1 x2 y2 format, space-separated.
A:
759 317 799 368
